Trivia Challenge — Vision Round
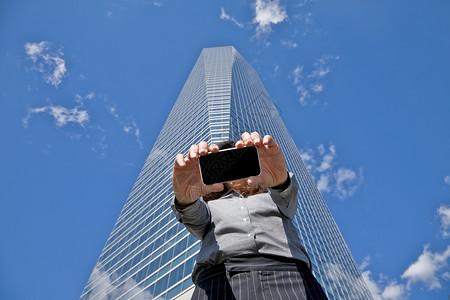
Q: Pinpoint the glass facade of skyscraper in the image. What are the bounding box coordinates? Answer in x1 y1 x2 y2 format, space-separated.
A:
80 46 373 299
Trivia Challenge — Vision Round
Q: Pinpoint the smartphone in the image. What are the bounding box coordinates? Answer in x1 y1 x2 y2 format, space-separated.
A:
198 146 261 185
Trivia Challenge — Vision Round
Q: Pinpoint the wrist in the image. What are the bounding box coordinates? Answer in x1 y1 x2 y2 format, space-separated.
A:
271 172 290 190
175 197 197 207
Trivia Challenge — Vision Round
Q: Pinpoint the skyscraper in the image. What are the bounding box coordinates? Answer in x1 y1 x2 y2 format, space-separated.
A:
80 46 373 300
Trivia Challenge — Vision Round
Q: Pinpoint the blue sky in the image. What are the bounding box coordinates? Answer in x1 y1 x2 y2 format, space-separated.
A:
1 0 449 299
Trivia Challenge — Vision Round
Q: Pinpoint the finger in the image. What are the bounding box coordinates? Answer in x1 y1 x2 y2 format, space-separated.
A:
263 135 276 147
199 141 208 155
235 140 244 148
209 144 219 153
206 183 224 193
188 144 199 160
174 153 186 167
241 132 253 146
251 131 262 146
247 176 261 186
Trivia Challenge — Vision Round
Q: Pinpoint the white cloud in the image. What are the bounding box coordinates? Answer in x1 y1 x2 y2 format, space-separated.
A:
437 205 450 238
311 83 324 93
325 262 373 299
300 143 361 200
24 41 67 87
444 175 450 185
106 103 143 149
23 93 143 155
291 55 339 105
75 92 95 105
291 2 314 36
24 41 47 61
401 245 450 290
309 55 339 78
86 265 153 300
360 256 371 270
317 144 326 155
316 144 335 172
299 148 315 170
361 211 450 298
123 121 142 149
361 269 383 300
253 0 288 37
360 256 407 300
23 105 89 128
292 65 303 85
334 167 361 199
299 148 314 163
220 7 244 28
317 173 330 193
443 272 450 281
281 40 297 48
297 0 313 7
381 281 406 300
91 134 109 160
297 85 310 106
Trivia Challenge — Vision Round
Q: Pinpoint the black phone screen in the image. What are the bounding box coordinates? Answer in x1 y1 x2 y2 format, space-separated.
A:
198 146 261 185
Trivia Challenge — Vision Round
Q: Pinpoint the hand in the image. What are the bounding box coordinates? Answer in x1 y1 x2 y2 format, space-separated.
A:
172 141 225 206
235 132 288 188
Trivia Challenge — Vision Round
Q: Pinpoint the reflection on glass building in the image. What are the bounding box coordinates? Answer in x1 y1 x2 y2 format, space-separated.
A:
80 46 373 299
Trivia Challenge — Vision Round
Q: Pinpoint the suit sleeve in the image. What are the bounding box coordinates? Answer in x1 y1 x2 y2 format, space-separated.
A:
170 197 211 240
268 172 299 219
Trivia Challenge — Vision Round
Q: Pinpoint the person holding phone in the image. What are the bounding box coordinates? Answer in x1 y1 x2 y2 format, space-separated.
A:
171 132 328 299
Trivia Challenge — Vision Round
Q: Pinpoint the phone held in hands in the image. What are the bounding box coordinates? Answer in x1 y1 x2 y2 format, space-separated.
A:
198 146 261 185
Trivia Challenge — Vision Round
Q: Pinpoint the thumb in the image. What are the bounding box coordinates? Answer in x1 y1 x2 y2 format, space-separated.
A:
205 183 225 193
247 176 261 186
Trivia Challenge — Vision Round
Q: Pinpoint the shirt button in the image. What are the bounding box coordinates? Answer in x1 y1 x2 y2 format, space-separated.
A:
240 206 244 210
243 218 247 222
247 233 252 237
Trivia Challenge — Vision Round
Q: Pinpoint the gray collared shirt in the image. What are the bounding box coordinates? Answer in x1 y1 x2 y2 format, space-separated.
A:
171 173 310 282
